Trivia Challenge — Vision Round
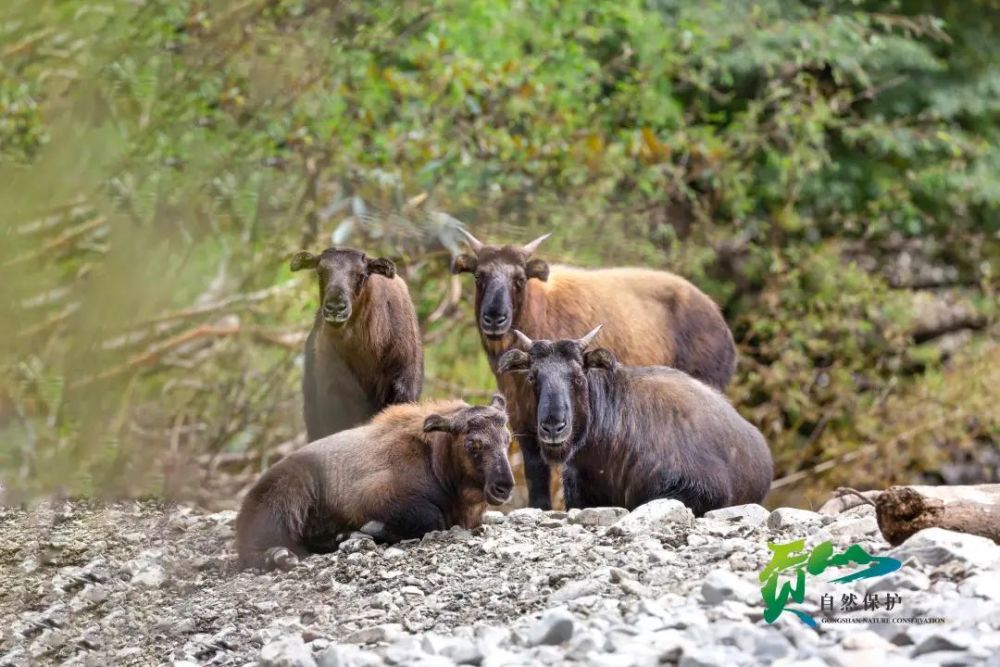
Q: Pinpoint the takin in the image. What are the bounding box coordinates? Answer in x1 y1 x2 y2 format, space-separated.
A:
451 230 736 508
236 395 514 571
291 246 423 441
497 327 772 515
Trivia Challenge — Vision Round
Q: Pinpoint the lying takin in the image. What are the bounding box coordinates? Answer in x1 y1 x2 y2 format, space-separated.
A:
291 246 423 441
451 230 736 509
236 395 514 571
497 327 772 515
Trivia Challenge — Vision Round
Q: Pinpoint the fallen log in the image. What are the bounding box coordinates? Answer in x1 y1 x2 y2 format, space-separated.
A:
875 486 1000 546
819 484 1000 515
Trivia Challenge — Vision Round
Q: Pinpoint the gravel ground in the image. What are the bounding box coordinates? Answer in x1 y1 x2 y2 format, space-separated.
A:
2 498 999 666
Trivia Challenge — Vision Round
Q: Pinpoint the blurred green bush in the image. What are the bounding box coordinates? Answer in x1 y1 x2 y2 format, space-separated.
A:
1 0 996 506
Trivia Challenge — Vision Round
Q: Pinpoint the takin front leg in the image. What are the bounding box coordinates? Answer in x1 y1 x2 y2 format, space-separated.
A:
380 502 448 541
562 466 608 509
562 465 584 509
519 434 553 510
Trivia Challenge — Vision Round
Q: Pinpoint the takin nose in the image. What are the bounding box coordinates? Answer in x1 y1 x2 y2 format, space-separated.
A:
539 415 569 442
480 311 510 330
487 478 514 501
323 298 350 320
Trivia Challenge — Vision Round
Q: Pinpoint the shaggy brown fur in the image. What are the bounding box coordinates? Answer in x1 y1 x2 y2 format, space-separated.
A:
498 331 772 514
293 247 423 440
236 396 513 570
451 232 736 508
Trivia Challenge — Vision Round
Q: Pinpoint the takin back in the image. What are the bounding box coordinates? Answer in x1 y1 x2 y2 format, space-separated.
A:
236 396 513 571
498 326 772 515
291 246 423 441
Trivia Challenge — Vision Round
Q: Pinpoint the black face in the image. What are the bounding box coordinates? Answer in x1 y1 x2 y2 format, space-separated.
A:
452 246 550 339
290 247 395 328
498 331 615 464
423 394 515 505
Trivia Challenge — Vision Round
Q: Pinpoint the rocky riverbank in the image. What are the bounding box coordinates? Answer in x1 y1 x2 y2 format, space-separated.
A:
1 499 999 666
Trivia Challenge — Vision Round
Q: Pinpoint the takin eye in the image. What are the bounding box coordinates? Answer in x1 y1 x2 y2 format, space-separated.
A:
466 440 483 457
513 276 526 289
572 373 586 387
474 273 485 286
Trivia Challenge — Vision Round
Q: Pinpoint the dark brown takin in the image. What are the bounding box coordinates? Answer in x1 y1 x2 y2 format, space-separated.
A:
291 246 423 441
236 395 514 571
497 327 772 515
451 230 736 509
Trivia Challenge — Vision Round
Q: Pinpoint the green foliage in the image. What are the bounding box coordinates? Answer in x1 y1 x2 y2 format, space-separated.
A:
0 0 996 504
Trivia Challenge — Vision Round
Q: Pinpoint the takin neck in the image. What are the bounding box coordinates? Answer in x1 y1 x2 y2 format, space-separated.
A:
315 283 384 377
425 434 487 529
565 369 639 504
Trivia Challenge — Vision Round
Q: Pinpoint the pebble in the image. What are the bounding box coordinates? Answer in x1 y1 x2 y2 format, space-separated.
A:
344 624 403 645
703 504 770 527
570 507 629 527
527 609 576 646
4 497 998 667
765 507 823 530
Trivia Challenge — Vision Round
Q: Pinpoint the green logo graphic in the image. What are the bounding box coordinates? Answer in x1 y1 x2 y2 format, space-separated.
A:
759 539 902 628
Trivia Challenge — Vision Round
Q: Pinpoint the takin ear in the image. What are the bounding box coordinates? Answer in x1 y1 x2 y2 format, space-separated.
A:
367 256 396 279
289 251 319 272
497 349 531 374
525 258 549 282
422 414 454 434
488 392 507 411
450 253 478 275
583 348 617 371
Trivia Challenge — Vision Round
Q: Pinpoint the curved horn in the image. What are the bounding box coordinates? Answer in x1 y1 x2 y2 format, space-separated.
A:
457 228 484 253
512 329 534 350
577 324 604 349
521 232 551 256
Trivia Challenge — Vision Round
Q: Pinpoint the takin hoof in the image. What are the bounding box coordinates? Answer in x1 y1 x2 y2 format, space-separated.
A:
263 547 300 572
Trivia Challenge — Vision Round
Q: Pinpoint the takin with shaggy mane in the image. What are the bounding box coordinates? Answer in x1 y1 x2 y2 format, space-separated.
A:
451 230 736 509
236 395 514 571
291 246 423 441
497 327 771 515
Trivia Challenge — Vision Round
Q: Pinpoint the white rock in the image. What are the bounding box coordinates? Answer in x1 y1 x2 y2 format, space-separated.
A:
343 624 403 645
259 635 317 667
889 528 1000 569
700 570 759 605
569 507 628 527
315 644 383 667
131 564 166 588
703 504 771 526
766 507 823 530
481 511 505 525
551 579 603 603
506 508 543 525
611 499 694 535
527 608 575 646
828 515 880 541
958 572 1000 600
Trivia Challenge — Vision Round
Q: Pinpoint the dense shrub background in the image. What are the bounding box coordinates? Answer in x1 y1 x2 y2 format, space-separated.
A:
1 0 997 508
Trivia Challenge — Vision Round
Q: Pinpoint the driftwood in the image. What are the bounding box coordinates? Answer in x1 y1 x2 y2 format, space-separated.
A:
818 484 1000 515
819 485 1000 546
875 486 1000 546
